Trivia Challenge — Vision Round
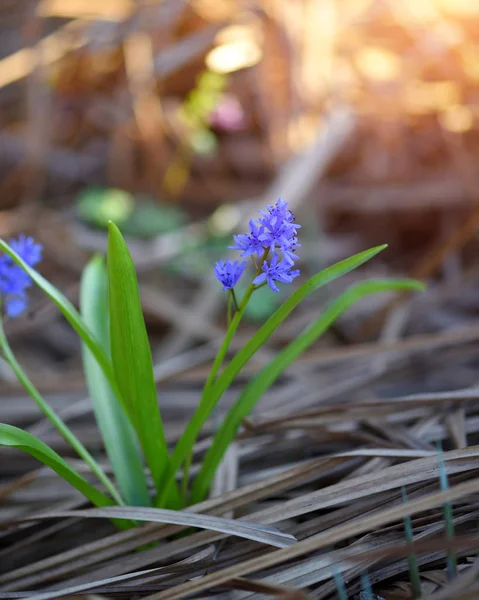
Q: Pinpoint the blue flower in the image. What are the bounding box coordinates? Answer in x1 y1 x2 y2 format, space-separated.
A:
0 258 30 296
259 218 299 253
260 197 295 223
10 234 43 267
5 294 28 318
214 259 246 290
229 220 265 258
0 235 43 318
215 199 301 295
281 235 301 265
229 199 301 262
253 253 299 293
258 199 301 259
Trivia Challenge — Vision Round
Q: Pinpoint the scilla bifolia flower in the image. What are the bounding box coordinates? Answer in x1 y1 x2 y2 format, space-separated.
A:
214 198 300 297
0 234 43 317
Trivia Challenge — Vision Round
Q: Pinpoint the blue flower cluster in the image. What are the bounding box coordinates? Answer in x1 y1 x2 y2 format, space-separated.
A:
214 198 300 293
0 234 43 318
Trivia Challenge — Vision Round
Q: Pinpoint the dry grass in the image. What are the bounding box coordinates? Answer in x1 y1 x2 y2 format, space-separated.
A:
3 300 479 598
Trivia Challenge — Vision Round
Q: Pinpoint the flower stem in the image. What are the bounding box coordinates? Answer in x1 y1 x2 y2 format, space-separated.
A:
205 249 268 391
231 288 239 312
227 290 232 326
179 283 255 502
178 249 269 505
204 284 255 392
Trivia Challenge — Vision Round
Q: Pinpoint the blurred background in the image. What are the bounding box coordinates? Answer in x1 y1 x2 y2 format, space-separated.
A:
2 0 479 429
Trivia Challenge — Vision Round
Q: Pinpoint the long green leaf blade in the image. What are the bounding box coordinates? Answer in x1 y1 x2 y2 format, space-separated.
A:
107 222 175 501
0 424 113 508
191 278 425 502
0 315 122 505
158 245 389 504
0 240 121 409
81 255 151 506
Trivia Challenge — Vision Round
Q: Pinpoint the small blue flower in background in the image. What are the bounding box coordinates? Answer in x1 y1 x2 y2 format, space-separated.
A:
214 259 246 291
10 234 43 267
215 198 301 294
253 253 300 293
5 295 28 318
0 235 43 318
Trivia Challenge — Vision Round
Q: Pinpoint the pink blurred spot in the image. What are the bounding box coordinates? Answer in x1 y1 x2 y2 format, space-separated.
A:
210 95 246 131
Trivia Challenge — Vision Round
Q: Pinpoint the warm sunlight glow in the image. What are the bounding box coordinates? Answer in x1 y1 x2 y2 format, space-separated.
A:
391 0 441 24
460 46 479 81
216 25 260 46
439 105 474 133
404 81 460 114
39 0 133 19
191 0 238 21
206 40 262 74
436 0 479 16
433 21 464 46
287 113 321 152
355 47 401 81
206 21 262 75
0 21 84 88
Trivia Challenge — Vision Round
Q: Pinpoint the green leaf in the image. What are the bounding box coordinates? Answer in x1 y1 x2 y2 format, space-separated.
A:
0 240 122 409
158 245 390 504
191 278 425 502
121 200 186 239
107 222 178 504
189 129 218 155
81 255 151 506
0 314 123 505
77 187 135 229
0 424 113 508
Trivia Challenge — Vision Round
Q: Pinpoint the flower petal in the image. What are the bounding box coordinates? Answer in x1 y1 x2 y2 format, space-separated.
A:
253 272 267 285
267 278 280 293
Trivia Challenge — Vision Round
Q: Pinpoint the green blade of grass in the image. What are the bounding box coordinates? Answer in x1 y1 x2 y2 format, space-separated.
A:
0 239 122 411
0 424 114 508
402 486 422 598
191 278 425 502
107 222 179 505
333 567 348 600
360 572 375 600
437 442 457 579
157 245 390 505
0 315 123 505
81 255 151 506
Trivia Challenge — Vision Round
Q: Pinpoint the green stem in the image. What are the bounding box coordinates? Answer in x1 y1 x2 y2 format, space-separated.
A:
0 316 124 505
178 283 255 504
158 254 267 507
231 288 239 312
227 290 232 327
203 284 254 393
203 249 268 394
